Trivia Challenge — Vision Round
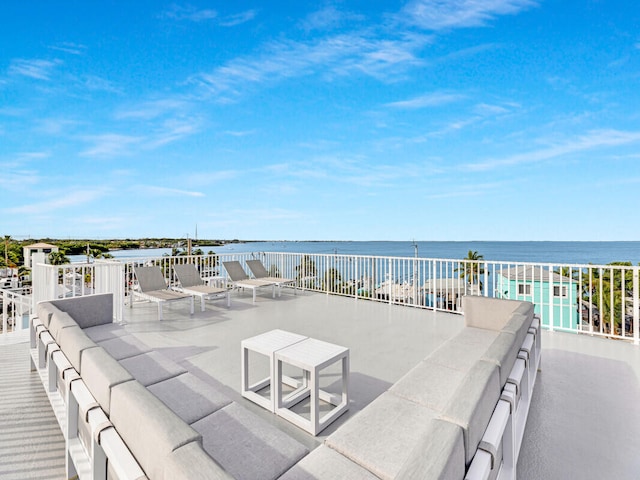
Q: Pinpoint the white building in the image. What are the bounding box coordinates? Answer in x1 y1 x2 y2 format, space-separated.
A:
23 242 59 268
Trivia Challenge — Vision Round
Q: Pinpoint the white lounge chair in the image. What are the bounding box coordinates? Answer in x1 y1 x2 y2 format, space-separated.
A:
133 266 194 320
222 261 276 303
246 259 297 297
173 263 231 311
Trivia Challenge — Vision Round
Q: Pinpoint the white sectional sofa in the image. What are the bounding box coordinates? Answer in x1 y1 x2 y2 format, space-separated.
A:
282 295 540 480
30 293 308 480
30 293 539 480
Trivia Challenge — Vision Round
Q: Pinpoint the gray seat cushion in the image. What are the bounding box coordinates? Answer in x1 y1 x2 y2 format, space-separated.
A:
97 335 151 360
84 323 129 342
148 373 232 424
119 351 187 387
110 380 202 480
395 419 466 480
56 325 98 371
280 445 379 480
81 347 134 415
390 359 466 412
326 392 439 480
441 360 501 466
428 330 494 371
160 441 232 480
192 403 308 480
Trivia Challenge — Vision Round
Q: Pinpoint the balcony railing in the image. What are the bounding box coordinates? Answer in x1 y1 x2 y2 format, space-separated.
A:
116 251 638 345
11 251 638 346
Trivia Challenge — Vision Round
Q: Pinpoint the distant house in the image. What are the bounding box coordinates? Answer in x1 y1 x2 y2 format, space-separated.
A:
23 242 59 268
496 265 579 331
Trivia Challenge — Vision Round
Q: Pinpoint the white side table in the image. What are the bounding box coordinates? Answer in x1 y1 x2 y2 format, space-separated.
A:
241 329 308 412
274 338 349 435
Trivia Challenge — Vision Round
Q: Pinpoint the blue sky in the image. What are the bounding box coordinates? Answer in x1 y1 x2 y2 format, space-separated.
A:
2 1 639 241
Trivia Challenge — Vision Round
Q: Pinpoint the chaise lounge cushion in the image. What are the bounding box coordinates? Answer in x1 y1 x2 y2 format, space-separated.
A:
110 380 202 480
280 445 379 480
56 325 98 371
192 403 308 480
119 351 188 387
395 419 466 480
148 373 232 424
161 441 232 480
81 347 134 415
326 392 440 480
441 360 501 466
51 293 114 328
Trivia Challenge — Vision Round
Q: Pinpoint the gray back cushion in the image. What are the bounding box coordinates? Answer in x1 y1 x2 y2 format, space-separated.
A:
51 293 114 328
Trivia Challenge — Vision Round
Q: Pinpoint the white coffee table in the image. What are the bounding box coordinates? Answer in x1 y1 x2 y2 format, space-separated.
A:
274 337 349 435
241 329 308 412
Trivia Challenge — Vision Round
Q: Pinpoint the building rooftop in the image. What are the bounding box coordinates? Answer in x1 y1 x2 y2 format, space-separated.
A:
2 288 640 478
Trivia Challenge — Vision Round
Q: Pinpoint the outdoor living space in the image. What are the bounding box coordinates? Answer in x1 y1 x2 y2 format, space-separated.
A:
121 289 464 450
3 287 640 479
119 288 640 478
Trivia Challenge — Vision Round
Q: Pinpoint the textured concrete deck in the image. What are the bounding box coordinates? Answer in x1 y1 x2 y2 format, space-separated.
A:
0 341 65 479
2 289 640 478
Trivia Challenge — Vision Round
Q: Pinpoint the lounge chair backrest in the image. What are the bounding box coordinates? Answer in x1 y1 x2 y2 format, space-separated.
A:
222 261 250 282
246 260 270 279
173 264 204 288
134 266 168 292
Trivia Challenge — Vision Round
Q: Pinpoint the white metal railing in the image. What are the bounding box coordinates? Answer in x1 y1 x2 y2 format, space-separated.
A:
116 251 640 345
1 286 32 334
32 260 124 322
23 251 640 346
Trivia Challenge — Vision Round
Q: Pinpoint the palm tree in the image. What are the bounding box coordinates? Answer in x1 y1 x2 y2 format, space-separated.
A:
49 251 70 265
322 267 342 293
456 250 488 293
3 235 10 272
584 263 633 335
295 255 317 288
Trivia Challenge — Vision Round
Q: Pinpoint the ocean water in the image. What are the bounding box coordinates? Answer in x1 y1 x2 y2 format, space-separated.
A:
90 241 640 266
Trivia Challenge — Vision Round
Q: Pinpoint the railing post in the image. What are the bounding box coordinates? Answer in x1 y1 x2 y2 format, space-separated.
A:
634 267 639 346
2 290 7 335
548 264 554 332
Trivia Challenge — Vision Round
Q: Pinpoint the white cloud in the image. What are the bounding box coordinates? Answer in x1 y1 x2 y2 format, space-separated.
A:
161 5 217 22
465 129 640 171
8 59 61 80
6 189 106 214
47 42 87 55
190 32 428 99
403 0 538 31
223 130 256 137
136 185 205 198
300 6 364 31
116 99 188 120
386 92 465 109
219 10 257 27
80 134 143 157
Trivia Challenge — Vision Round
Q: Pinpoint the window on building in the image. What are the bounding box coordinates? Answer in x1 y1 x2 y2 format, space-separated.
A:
517 283 531 295
553 285 568 298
